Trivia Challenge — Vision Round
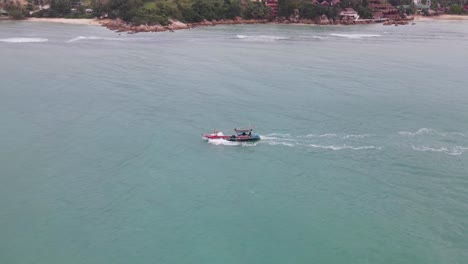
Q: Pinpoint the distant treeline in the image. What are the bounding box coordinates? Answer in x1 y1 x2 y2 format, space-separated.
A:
32 0 272 25
95 0 364 25
27 0 372 23
2 0 468 22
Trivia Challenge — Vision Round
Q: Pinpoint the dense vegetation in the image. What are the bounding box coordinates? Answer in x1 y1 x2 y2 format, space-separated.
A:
2 0 28 19
276 0 375 19
1 0 467 24
91 0 271 25
97 0 376 23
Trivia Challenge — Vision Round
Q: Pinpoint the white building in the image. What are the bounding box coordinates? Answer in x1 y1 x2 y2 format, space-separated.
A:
413 0 431 6
339 8 359 20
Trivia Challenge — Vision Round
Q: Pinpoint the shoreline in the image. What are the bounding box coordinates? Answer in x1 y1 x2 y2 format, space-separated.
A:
99 17 381 33
1 15 467 33
413 14 468 21
24 17 104 25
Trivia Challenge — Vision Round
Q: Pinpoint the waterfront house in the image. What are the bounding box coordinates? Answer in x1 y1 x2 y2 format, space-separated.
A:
265 0 278 17
340 8 359 20
319 14 330 24
416 4 430 13
321 0 330 6
39 4 50 10
370 0 399 19
413 0 431 7
0 8 8 16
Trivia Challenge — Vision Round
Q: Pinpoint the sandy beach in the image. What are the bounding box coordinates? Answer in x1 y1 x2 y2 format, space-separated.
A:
25 17 104 25
414 15 468 21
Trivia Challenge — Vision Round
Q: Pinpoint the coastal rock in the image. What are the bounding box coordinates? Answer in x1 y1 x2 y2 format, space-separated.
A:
137 25 149 32
200 20 214 26
319 15 330 25
150 25 166 32
98 15 387 34
167 19 189 30
383 19 410 26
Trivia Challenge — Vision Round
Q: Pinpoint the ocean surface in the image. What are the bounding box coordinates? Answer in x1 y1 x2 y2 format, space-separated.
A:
1 20 468 264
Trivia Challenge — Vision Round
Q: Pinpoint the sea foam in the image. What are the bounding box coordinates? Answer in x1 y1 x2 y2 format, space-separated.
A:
207 139 258 147
330 33 381 39
66 36 123 42
399 128 466 137
308 144 382 150
0 38 48 43
236 35 289 41
412 146 468 155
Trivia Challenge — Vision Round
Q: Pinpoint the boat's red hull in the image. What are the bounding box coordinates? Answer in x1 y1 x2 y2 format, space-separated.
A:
202 134 231 140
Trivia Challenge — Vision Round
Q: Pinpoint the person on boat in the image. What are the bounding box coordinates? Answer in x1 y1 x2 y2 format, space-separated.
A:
248 131 252 136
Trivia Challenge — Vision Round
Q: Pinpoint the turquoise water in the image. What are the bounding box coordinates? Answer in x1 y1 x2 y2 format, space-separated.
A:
1 20 468 263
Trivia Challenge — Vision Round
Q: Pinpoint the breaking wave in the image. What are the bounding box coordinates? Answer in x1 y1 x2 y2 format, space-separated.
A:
342 134 372 139
66 36 124 42
330 33 381 39
399 128 466 137
306 133 337 138
236 35 289 41
265 141 295 147
305 133 371 139
308 144 382 150
0 38 48 43
411 146 468 156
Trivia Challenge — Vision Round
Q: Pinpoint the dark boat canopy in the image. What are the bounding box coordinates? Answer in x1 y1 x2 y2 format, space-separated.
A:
234 128 254 136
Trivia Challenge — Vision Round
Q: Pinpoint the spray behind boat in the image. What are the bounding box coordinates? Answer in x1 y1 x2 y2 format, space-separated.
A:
202 127 261 142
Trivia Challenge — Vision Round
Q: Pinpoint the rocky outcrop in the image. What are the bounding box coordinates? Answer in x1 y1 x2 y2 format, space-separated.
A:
383 20 410 26
101 18 185 33
319 15 331 25
187 17 269 28
167 19 189 30
339 19 375 25
99 16 274 33
99 15 399 34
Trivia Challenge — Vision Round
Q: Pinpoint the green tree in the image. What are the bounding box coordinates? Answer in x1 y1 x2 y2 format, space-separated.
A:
191 0 217 20
449 4 464 13
408 2 416 14
50 0 72 16
278 0 296 17
357 6 372 18
299 2 318 18
132 7 168 25
108 0 144 21
243 1 271 19
91 0 110 17
223 0 241 19
4 0 25 19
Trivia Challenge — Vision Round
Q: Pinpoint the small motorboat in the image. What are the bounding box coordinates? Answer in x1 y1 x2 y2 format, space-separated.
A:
203 128 261 142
